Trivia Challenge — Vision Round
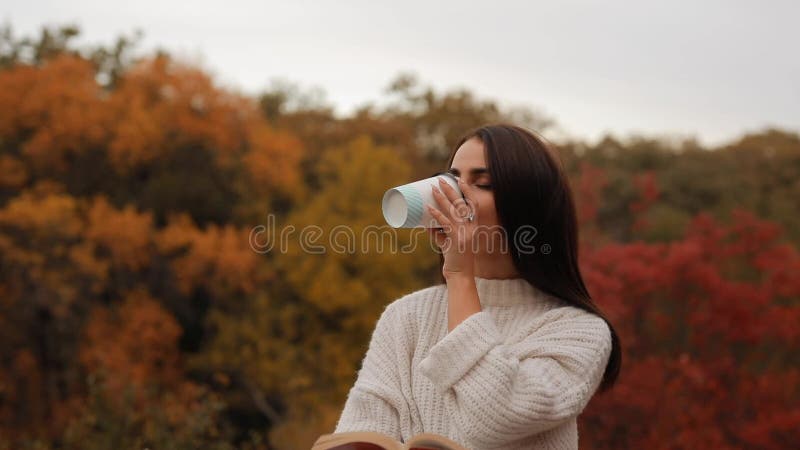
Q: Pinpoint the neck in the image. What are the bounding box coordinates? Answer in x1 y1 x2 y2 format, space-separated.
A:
472 274 554 307
473 250 520 279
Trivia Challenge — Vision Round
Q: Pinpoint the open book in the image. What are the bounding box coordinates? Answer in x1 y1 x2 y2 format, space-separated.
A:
312 431 469 450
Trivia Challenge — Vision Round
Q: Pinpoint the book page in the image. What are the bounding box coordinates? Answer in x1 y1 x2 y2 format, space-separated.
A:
406 432 469 450
312 431 402 450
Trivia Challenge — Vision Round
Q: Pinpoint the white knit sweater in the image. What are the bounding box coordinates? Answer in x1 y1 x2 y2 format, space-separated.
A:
334 276 613 450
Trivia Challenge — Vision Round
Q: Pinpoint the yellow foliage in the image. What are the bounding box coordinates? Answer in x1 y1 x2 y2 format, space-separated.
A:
268 402 344 450
280 134 432 322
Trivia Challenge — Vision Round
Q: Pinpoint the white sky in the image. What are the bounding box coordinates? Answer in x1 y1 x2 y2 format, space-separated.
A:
5 0 800 146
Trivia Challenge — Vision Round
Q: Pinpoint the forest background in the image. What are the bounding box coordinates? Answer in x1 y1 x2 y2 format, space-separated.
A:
0 24 798 449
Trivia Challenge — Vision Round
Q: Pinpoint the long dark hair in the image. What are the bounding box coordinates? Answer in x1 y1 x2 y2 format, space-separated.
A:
437 123 621 393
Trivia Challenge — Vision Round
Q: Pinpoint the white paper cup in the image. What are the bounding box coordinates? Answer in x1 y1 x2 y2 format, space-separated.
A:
382 173 463 228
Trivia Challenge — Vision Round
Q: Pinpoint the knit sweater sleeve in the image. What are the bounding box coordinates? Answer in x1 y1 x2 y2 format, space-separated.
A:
417 306 612 448
334 302 406 439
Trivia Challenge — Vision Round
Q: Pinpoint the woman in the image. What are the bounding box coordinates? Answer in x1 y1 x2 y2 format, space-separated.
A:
334 123 622 449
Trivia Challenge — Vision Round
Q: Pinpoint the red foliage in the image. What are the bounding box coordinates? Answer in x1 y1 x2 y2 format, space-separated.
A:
629 170 660 232
579 209 800 449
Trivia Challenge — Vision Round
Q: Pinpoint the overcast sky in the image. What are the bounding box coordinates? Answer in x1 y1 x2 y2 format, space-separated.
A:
6 0 799 146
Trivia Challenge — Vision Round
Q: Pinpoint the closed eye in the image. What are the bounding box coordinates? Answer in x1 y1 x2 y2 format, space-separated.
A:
432 171 492 190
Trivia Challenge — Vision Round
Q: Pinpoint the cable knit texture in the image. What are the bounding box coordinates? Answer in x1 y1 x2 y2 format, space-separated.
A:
334 276 613 450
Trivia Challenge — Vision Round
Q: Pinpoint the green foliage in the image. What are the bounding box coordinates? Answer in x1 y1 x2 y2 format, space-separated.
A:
61 375 237 450
0 21 142 88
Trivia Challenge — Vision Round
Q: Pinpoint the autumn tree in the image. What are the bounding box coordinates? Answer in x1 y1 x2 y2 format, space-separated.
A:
2 22 799 450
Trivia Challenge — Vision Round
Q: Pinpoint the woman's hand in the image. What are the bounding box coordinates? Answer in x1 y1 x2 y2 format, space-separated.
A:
426 176 479 279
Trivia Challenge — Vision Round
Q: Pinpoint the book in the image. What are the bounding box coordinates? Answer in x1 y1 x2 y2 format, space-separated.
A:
311 431 469 450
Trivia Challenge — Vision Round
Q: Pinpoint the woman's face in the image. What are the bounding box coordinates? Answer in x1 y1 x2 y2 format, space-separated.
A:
449 137 504 252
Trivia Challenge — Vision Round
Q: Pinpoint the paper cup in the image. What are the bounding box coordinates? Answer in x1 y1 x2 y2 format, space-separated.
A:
382 173 463 228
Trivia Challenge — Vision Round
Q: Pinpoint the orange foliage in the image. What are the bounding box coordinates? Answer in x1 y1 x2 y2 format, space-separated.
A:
0 55 110 173
243 120 305 198
80 288 183 392
84 195 154 271
0 154 28 188
156 213 270 297
106 55 249 171
0 186 82 239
